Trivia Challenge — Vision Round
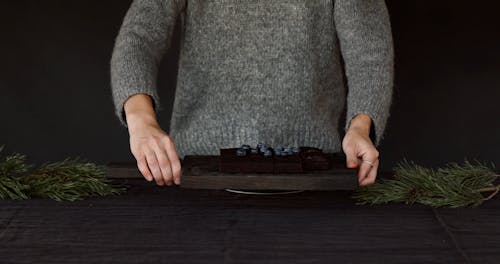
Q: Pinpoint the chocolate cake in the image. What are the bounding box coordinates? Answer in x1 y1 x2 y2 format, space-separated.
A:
299 146 332 171
273 153 303 173
219 144 332 174
220 148 273 173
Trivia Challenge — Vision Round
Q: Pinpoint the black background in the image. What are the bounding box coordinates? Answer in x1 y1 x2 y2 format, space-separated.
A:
1 1 499 171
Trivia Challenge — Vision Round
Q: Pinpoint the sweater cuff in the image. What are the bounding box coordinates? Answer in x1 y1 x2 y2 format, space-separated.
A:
112 86 161 128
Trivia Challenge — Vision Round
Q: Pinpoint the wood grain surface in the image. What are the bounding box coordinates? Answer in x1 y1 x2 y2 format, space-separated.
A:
107 153 359 190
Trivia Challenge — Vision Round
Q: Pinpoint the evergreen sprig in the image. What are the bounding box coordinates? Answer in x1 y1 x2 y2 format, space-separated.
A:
352 158 500 208
0 145 31 200
0 144 127 201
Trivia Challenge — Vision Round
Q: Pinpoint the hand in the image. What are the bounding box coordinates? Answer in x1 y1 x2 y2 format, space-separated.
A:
342 115 379 186
128 120 182 186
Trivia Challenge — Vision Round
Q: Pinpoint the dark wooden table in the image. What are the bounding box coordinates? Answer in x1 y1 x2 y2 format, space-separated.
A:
1 172 499 263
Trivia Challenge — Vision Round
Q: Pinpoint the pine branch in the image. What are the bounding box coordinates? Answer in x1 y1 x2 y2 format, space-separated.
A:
22 157 128 202
0 144 127 201
352 158 500 208
0 150 32 200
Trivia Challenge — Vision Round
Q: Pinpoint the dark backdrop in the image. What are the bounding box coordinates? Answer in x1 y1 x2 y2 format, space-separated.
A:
1 1 499 171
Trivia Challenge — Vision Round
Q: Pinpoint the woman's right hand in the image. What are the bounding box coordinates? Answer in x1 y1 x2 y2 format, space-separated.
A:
128 122 182 186
124 93 182 186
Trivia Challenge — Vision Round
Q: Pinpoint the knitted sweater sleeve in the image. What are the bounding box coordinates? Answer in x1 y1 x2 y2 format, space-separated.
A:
334 0 394 147
110 0 184 127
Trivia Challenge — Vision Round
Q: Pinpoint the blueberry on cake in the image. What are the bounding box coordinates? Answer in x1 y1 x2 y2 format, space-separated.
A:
219 143 332 173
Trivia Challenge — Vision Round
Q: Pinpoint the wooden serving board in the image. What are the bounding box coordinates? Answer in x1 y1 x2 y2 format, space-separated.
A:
107 153 359 190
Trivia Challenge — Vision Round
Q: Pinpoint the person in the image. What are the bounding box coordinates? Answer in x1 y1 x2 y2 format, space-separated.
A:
110 0 394 187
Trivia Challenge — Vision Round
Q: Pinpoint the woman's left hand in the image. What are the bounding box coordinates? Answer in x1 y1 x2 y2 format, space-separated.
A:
342 115 379 186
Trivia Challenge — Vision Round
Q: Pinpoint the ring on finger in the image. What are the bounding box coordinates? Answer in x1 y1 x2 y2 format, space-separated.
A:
362 159 375 167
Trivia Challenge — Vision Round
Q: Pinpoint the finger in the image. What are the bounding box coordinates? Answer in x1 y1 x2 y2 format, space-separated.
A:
344 145 359 168
357 152 379 184
357 159 372 184
131 148 153 182
357 147 379 182
151 141 173 186
162 137 182 185
145 149 164 186
136 156 153 182
360 159 379 186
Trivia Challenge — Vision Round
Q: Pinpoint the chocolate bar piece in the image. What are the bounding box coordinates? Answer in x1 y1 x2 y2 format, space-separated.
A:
219 148 274 173
273 154 303 173
299 147 332 171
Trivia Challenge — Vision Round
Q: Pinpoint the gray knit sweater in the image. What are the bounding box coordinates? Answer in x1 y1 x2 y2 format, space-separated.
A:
110 0 394 160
